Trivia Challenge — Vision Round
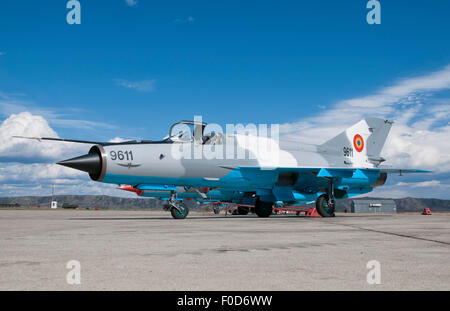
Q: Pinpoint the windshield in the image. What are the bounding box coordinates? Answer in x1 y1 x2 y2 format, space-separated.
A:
168 120 207 143
202 132 224 145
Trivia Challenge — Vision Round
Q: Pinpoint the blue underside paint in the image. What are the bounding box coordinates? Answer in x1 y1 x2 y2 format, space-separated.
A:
104 167 380 204
137 184 177 191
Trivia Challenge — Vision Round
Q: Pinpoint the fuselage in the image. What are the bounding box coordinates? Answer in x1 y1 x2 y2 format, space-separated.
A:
52 117 427 218
86 134 384 204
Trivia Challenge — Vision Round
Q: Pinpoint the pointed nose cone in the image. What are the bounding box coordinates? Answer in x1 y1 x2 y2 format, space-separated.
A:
57 153 101 175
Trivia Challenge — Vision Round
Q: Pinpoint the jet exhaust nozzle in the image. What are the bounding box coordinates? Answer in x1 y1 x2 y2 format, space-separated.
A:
57 145 106 181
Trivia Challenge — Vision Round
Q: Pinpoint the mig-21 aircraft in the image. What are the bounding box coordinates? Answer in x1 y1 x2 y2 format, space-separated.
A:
15 117 430 219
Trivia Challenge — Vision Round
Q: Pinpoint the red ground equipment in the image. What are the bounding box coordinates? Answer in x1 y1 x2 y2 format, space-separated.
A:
422 208 432 215
305 207 321 217
214 202 322 217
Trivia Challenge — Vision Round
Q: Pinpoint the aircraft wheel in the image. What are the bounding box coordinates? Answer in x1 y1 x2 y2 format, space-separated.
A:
170 203 189 219
316 194 335 217
255 200 273 218
213 207 220 214
237 206 249 215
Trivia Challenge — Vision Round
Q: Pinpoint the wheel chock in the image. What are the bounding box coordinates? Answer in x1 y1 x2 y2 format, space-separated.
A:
422 208 432 215
306 207 321 217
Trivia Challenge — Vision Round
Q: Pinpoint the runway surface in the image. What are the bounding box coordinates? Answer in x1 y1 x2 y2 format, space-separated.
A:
0 209 449 290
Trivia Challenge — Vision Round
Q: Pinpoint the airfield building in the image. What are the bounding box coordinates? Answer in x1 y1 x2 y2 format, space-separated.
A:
351 199 396 213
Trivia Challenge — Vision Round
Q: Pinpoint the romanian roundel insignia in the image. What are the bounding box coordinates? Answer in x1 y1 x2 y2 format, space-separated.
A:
353 134 364 152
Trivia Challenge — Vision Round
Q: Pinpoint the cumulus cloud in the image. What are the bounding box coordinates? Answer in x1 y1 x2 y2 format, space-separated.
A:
382 114 450 172
114 79 156 92
0 163 83 183
1 66 449 199
0 112 133 197
0 92 118 131
280 65 450 173
280 65 450 198
0 175 133 198
0 112 85 163
371 175 450 199
0 159 133 197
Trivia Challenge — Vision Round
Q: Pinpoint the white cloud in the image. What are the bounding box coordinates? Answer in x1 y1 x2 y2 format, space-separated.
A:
0 92 118 131
280 65 450 174
0 112 135 197
396 180 441 188
340 65 450 109
114 79 156 92
0 163 83 183
371 177 450 199
125 0 137 7
0 112 85 163
0 108 146 198
0 175 133 197
49 118 117 130
1 66 449 199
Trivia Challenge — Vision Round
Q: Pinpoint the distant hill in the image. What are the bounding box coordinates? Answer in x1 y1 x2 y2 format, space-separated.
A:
0 195 449 212
0 195 165 210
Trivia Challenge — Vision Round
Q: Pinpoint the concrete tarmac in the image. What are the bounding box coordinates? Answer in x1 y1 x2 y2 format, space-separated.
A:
0 209 449 290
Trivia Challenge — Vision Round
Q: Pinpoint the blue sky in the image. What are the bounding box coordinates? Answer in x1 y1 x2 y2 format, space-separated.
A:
0 0 449 198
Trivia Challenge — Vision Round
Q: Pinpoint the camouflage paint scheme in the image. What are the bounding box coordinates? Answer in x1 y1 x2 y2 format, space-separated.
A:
87 117 427 204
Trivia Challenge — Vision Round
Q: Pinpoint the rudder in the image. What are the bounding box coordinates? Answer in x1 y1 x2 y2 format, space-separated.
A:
319 117 393 166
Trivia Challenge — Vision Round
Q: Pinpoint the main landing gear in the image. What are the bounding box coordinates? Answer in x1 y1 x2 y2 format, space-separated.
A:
167 191 189 219
315 178 336 217
254 199 273 218
232 205 250 215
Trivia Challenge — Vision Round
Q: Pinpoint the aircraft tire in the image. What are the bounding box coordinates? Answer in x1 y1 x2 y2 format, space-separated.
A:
170 203 189 219
213 207 220 214
237 206 249 215
255 200 273 218
316 194 335 217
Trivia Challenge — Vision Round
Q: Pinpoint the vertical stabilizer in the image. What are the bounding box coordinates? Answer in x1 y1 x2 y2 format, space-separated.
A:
319 117 393 166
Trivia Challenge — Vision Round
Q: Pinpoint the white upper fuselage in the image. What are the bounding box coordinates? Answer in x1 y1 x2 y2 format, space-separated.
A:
102 133 374 179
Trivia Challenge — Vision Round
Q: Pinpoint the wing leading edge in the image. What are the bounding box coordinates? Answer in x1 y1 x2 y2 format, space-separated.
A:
12 136 171 146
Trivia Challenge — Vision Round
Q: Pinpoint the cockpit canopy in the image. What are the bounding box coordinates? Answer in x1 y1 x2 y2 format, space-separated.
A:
167 120 223 145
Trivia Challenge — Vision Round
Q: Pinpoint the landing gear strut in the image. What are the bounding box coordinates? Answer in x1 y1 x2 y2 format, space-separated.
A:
168 191 189 219
316 178 336 217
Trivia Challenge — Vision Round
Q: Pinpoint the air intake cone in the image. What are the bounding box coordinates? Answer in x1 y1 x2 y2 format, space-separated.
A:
57 152 101 175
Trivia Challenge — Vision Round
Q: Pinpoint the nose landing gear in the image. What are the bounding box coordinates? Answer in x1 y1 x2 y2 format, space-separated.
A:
168 191 189 219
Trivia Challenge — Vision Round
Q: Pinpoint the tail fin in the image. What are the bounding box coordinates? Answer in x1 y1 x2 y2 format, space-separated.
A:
319 117 393 166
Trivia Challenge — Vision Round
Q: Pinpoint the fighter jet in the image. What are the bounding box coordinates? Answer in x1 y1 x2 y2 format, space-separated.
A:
15 117 430 219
